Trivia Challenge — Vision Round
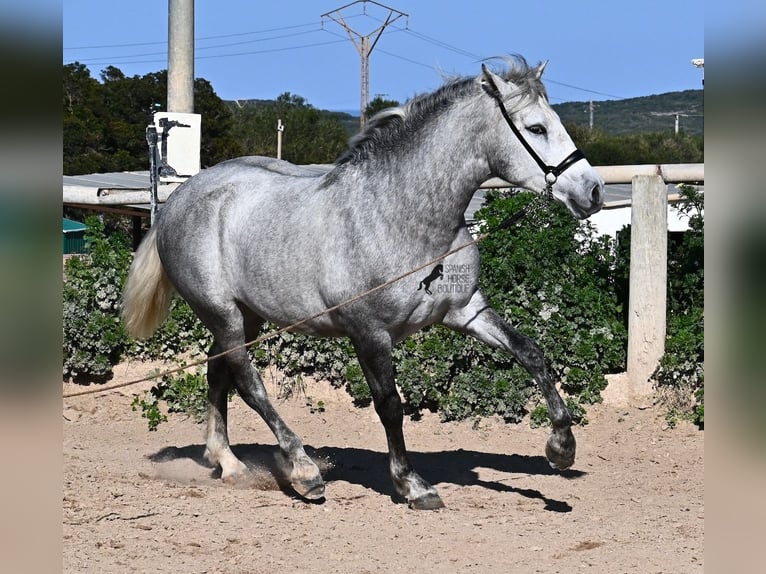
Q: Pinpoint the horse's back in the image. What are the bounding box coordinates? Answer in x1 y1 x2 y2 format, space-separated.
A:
164 156 330 202
153 156 339 322
159 156 331 223
226 156 334 178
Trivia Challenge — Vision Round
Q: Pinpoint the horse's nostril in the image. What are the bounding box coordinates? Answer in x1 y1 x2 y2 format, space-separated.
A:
591 184 602 205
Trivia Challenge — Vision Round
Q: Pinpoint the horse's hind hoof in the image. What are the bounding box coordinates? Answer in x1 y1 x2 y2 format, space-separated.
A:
408 492 445 510
293 476 326 501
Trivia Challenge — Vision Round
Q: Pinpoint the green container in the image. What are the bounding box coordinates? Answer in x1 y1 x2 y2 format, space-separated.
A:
63 218 87 254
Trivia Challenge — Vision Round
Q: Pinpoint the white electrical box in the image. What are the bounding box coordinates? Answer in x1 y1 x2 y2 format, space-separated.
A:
153 112 201 181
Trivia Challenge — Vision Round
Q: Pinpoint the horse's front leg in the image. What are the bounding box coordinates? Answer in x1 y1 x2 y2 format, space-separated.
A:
442 291 576 470
351 333 445 510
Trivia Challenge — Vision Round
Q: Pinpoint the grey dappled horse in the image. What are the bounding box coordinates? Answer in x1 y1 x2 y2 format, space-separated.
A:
122 57 604 510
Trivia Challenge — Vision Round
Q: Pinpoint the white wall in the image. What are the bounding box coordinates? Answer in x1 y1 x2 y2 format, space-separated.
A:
587 204 693 238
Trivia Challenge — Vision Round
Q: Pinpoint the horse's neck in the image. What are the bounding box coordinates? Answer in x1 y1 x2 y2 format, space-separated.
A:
366 111 488 232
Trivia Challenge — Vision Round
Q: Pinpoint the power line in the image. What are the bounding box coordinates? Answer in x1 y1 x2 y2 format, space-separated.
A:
66 39 348 67
362 17 627 100
64 20 322 50
65 13 630 103
70 29 325 64
544 79 626 100
377 48 435 70
403 28 481 60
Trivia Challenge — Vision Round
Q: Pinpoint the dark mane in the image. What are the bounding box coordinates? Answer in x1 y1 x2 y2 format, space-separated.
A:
335 55 547 166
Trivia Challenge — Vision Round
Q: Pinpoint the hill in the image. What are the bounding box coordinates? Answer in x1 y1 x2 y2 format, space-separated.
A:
552 90 703 136
226 89 704 139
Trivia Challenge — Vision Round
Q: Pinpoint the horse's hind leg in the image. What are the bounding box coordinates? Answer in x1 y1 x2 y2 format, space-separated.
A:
204 343 249 483
204 312 324 500
352 333 444 510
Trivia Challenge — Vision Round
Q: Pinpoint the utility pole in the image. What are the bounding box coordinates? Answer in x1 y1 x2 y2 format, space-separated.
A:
650 111 687 135
322 1 408 126
276 119 284 160
167 0 195 113
588 100 594 131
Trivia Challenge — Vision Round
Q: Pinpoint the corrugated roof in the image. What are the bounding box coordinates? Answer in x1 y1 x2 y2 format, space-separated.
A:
63 171 150 188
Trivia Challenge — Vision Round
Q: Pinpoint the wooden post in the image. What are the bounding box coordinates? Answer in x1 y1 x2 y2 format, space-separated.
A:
627 175 668 394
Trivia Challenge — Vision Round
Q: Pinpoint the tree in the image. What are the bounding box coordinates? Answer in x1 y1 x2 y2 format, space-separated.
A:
194 77 244 166
564 122 704 166
63 63 108 174
63 64 244 174
365 95 400 119
228 92 348 164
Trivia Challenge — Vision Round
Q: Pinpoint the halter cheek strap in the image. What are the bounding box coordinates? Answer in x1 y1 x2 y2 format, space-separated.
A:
483 72 586 198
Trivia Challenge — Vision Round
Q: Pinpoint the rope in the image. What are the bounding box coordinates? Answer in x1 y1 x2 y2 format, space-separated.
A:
63 194 543 399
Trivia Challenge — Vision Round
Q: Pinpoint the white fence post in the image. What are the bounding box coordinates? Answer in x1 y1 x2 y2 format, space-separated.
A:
626 174 668 394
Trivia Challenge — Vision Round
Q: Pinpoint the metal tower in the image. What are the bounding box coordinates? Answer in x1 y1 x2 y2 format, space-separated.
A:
322 1 408 125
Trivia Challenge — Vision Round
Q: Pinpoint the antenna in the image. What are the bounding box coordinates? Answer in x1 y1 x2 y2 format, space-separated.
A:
322 1 408 126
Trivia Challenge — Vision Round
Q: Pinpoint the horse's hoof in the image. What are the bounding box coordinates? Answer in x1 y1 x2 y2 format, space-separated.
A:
545 427 576 471
292 476 326 501
408 492 445 510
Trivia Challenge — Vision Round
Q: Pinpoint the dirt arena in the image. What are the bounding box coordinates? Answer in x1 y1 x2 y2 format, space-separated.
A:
63 361 703 573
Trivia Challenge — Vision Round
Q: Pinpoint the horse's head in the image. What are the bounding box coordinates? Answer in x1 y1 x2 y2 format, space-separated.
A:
479 59 604 219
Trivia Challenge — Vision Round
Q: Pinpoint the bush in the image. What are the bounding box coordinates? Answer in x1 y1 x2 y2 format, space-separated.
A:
468 192 627 421
63 217 212 381
653 185 704 427
63 216 132 380
70 187 706 432
131 365 208 431
128 299 212 361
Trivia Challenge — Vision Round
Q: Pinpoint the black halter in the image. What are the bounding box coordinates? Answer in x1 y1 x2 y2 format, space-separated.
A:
483 73 586 199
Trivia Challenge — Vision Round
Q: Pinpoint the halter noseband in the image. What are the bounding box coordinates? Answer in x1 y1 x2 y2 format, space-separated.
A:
483 72 586 199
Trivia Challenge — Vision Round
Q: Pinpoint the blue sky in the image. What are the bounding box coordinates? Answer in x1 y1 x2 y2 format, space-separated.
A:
63 0 705 111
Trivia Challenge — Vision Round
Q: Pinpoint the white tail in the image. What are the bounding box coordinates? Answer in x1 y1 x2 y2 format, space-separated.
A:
121 226 175 339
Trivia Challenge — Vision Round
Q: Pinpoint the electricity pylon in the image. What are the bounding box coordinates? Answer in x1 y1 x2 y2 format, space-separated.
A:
322 1 408 126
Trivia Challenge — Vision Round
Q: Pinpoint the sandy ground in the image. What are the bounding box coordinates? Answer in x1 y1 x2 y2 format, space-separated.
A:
63 360 703 573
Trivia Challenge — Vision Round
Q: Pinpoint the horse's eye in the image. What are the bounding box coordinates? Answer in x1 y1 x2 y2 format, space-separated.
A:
528 124 547 136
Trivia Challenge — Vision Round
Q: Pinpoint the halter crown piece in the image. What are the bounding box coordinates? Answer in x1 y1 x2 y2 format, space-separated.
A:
482 65 586 200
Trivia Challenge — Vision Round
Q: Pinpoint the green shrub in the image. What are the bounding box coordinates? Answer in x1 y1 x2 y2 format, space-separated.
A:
128 298 212 361
131 365 208 431
466 192 627 420
70 187 705 432
653 186 704 426
63 216 132 380
255 330 357 388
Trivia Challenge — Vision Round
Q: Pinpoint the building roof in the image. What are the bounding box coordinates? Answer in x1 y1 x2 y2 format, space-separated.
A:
63 171 150 189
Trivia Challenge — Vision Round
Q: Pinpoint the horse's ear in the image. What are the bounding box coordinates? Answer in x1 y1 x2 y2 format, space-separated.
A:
535 60 549 79
480 63 503 99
